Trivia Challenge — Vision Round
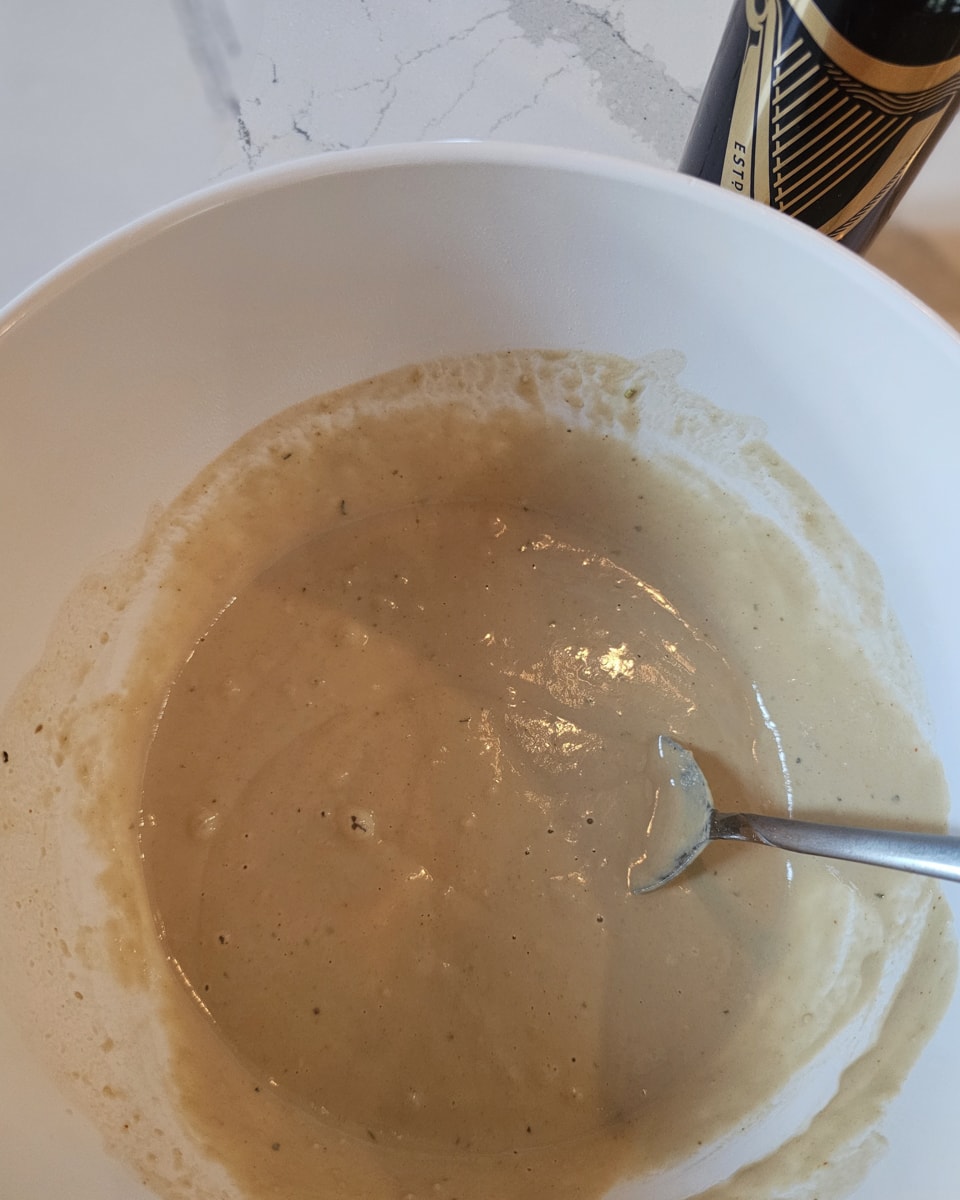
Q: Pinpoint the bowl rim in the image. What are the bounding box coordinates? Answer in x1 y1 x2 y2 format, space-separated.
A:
2 139 959 363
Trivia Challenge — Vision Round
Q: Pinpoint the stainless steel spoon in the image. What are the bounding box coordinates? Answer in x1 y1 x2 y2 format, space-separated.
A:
629 735 960 894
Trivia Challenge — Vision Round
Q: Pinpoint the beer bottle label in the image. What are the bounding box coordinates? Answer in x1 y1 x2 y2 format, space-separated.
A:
688 0 960 247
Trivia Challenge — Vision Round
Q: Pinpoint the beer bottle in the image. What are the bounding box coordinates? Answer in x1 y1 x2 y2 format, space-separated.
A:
679 0 960 251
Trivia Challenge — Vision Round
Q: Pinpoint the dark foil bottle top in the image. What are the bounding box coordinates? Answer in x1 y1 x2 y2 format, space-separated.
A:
679 0 960 252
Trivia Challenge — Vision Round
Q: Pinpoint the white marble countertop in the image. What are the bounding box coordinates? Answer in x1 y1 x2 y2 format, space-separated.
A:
3 1 959 329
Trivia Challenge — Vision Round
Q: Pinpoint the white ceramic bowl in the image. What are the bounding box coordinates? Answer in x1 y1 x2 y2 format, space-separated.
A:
0 142 958 1199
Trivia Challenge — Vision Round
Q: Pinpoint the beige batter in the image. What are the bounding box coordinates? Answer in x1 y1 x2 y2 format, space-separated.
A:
141 501 785 1154
0 350 955 1200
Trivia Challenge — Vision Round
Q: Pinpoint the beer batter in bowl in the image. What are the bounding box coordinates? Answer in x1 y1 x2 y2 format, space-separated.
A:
4 349 951 1200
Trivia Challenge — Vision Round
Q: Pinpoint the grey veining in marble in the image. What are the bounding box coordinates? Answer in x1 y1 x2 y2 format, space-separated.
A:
0 0 957 329
212 0 701 176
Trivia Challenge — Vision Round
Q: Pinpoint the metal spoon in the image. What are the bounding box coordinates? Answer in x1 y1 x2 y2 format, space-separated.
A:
629 735 960 894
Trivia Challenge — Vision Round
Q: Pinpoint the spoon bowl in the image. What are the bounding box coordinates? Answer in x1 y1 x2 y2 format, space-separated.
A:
630 736 960 894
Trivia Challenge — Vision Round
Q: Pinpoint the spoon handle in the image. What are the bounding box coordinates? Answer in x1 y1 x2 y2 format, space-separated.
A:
711 811 960 883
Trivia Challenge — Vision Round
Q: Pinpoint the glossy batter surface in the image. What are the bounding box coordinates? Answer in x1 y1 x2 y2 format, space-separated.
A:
141 502 785 1153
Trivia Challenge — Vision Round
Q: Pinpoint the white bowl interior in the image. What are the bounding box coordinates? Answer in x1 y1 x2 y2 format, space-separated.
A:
0 143 958 1198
